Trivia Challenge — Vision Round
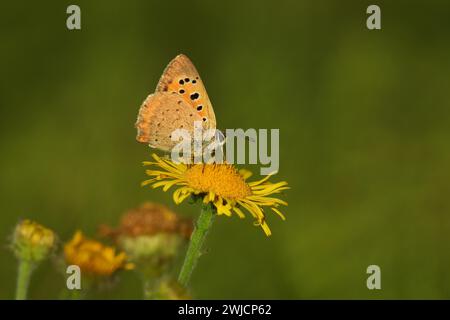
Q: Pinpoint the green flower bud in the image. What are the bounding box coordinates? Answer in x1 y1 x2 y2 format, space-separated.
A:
12 219 56 262
153 278 191 300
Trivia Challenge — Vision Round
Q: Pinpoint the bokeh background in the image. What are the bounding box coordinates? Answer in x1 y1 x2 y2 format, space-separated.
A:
1 0 449 299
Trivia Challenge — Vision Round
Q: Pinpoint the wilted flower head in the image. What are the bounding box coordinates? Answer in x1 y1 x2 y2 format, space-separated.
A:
100 202 192 240
99 202 192 277
142 154 289 236
64 231 133 277
12 219 56 262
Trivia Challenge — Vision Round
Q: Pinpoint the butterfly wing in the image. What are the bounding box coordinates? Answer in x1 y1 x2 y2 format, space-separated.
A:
155 54 216 130
135 92 204 152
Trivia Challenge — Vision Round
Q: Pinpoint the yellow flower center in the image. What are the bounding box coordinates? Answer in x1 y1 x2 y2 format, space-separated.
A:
184 164 252 199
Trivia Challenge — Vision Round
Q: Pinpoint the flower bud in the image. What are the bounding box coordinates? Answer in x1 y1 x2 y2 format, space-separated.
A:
153 278 191 300
12 219 56 263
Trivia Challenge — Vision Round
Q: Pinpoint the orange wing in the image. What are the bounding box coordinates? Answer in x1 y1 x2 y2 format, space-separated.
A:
155 54 216 130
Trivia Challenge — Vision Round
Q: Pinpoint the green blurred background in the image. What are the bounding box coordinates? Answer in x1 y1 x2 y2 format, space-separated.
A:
1 0 449 299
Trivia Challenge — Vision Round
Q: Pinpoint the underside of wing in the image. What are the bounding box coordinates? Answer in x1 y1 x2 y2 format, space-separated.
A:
155 54 216 130
135 92 204 152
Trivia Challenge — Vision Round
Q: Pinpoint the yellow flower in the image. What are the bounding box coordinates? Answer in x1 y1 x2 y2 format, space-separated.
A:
13 219 56 262
141 154 289 236
64 231 133 277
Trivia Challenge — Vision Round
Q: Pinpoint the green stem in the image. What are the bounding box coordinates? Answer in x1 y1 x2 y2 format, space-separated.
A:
15 259 34 300
178 203 215 287
143 278 157 300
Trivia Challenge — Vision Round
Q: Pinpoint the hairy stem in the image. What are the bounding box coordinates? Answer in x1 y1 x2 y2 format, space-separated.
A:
178 203 215 287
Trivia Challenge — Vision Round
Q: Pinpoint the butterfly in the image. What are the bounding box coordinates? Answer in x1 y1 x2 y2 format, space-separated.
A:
135 54 219 152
